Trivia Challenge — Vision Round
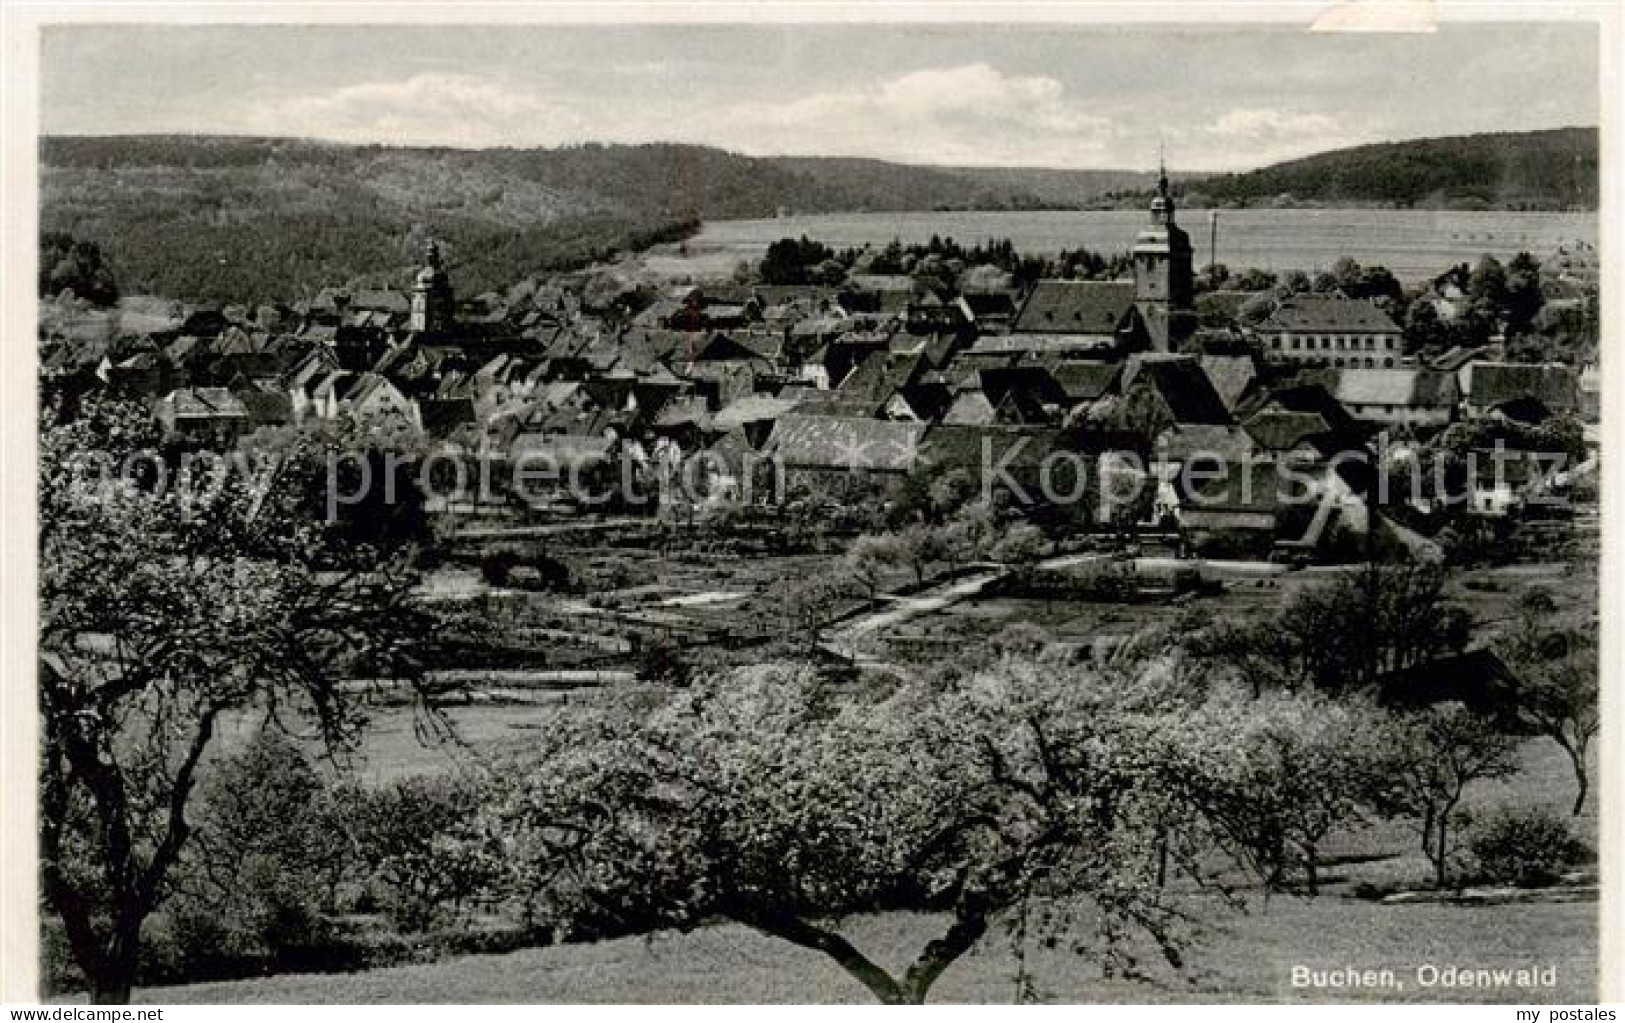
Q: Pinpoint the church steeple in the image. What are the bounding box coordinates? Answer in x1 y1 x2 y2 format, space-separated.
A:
410 238 454 335
1131 148 1195 352
1150 144 1175 227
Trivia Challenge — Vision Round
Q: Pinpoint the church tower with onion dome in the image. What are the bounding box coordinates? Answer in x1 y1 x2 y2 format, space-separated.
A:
409 239 455 335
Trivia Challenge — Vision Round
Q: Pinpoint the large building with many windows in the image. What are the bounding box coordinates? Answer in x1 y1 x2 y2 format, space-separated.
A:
1256 294 1403 368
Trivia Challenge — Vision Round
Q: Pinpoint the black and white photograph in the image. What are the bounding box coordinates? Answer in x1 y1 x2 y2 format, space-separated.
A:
2 3 1617 1009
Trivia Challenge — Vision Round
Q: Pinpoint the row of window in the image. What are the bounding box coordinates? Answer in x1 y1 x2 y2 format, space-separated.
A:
1277 355 1398 369
1272 333 1399 352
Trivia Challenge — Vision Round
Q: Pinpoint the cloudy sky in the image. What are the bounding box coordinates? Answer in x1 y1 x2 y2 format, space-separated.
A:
41 23 1597 171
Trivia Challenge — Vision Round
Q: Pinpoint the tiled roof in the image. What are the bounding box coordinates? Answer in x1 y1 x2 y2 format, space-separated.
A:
837 350 924 403
1044 361 1122 403
160 387 248 419
1176 459 1303 514
1242 410 1337 452
941 390 998 426
235 388 293 426
1012 280 1135 335
507 433 615 469
920 424 1064 477
1335 368 1458 408
1126 357 1234 426
1463 362 1579 412
1199 355 1260 411
1261 295 1401 334
768 415 926 472
349 289 410 314
968 335 1120 358
711 395 800 432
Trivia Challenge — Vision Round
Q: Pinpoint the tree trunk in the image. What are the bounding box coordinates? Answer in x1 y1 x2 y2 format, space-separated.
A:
1434 816 1450 889
739 904 987 1005
1304 845 1319 897
89 926 141 1005
91 977 134 1006
1569 758 1588 817
736 911 907 1004
899 908 988 1004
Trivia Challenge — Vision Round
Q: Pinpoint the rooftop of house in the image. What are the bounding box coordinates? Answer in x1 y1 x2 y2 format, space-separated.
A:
1462 361 1579 411
1012 279 1136 335
767 414 926 472
711 394 801 432
837 349 925 403
1242 409 1340 452
1260 294 1402 334
159 386 249 418
1175 458 1303 515
1334 367 1459 408
1124 356 1234 426
1044 360 1123 403
1198 354 1260 411
967 334 1120 356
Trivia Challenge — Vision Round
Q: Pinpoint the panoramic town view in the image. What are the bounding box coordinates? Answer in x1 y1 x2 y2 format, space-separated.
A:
29 20 1603 1006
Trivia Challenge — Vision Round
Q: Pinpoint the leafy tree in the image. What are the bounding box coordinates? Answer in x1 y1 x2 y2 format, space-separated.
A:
1193 691 1390 895
1375 704 1521 888
1501 251 1546 336
38 398 439 1002
164 729 356 976
636 638 694 689
1496 596 1598 815
760 236 838 286
843 533 899 600
1404 297 1448 354
1197 263 1231 292
767 568 860 654
1232 268 1278 292
39 232 120 306
1183 621 1296 698
1275 563 1469 691
504 659 1258 1003
893 522 953 587
338 773 509 932
990 522 1048 593
1466 804 1588 886
1468 254 1508 308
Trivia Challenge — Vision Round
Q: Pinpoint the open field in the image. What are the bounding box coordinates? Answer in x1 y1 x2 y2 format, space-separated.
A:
135 896 1596 1004
645 208 1599 283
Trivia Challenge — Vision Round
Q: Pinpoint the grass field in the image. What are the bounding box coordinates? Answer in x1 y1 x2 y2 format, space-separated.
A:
135 897 1596 1004
652 208 1599 284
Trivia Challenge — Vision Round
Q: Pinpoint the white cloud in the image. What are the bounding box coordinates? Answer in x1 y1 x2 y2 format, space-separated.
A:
710 63 1115 165
237 64 1117 167
1211 108 1341 140
244 73 589 148
1201 107 1360 165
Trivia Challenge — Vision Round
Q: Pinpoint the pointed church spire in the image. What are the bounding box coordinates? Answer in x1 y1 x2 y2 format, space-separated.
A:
1150 142 1174 226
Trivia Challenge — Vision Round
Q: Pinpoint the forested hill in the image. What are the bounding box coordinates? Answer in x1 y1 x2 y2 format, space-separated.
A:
41 129 1595 303
1189 127 1597 210
41 136 1141 302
